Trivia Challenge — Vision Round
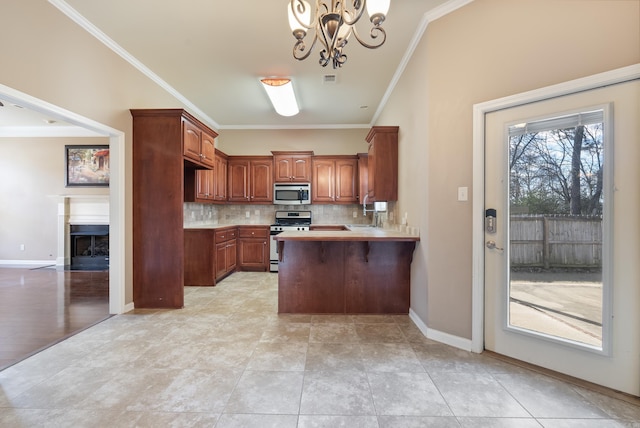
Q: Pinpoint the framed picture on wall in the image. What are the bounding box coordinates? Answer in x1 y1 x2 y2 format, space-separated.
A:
65 145 110 187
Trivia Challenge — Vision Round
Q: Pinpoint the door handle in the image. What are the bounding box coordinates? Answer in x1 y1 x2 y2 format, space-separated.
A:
486 240 504 251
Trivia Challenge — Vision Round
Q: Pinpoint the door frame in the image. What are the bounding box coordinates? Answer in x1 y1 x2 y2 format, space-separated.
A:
470 64 640 353
0 83 128 315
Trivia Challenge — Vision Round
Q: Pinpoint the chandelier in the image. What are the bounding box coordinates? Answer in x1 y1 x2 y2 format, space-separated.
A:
287 0 390 69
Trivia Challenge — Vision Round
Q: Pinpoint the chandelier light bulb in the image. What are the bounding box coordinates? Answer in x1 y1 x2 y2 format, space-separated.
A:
366 0 390 21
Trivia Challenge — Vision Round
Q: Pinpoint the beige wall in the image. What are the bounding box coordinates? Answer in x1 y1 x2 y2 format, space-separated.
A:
0 137 108 261
218 128 368 156
377 0 640 338
0 0 210 304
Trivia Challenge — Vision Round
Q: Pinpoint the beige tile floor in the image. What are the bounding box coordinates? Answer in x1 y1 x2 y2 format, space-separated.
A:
1 271 639 427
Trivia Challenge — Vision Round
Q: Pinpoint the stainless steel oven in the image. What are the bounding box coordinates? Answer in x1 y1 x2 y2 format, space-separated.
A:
269 210 311 272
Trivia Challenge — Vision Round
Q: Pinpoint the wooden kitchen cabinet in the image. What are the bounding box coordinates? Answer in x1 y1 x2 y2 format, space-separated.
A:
311 156 358 204
272 151 313 182
184 229 215 286
213 149 228 201
357 153 369 204
228 156 273 203
238 226 269 271
215 227 237 281
185 149 229 203
366 126 398 202
183 118 216 168
131 109 218 308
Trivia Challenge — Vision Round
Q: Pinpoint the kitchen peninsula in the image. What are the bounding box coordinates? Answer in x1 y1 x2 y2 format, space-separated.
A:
275 228 419 314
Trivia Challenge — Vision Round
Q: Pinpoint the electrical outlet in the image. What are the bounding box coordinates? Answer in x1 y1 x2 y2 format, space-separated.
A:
20 244 25 251
245 211 250 218
353 211 357 218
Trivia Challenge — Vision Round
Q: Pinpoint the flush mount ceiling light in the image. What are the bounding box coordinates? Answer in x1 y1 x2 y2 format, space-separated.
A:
260 78 299 116
288 0 390 69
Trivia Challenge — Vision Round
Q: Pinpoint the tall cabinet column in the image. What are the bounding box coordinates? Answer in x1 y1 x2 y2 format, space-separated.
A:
131 109 217 308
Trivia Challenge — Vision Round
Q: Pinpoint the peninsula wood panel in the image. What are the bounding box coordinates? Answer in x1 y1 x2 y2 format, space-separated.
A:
277 239 416 314
344 241 414 313
278 241 345 313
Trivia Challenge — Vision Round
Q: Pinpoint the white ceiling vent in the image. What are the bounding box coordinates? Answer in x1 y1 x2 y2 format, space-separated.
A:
322 74 338 84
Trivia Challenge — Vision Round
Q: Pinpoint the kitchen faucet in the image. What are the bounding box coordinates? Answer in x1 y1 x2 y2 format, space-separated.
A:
363 194 375 216
363 194 379 227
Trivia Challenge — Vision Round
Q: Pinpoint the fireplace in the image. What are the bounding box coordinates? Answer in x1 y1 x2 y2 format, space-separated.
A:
69 224 109 270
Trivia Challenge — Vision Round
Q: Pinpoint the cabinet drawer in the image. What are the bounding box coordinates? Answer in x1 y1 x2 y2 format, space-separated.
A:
239 227 269 239
215 227 237 243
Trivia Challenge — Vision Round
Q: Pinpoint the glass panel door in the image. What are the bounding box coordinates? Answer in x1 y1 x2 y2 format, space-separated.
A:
508 112 604 349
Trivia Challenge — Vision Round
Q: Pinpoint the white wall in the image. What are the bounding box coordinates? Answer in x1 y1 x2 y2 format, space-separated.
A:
0 137 108 262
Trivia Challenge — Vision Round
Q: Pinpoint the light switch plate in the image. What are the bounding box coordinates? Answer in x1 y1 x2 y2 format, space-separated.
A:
457 187 468 201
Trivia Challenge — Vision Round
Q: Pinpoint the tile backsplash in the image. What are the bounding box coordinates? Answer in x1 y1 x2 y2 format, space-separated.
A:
183 202 396 227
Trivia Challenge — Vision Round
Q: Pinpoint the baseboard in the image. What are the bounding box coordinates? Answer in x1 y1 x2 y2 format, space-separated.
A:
0 260 56 268
409 308 474 352
123 302 135 313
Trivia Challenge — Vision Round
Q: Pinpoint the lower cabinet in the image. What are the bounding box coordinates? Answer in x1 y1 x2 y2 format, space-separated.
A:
215 227 237 281
184 225 269 286
238 226 269 271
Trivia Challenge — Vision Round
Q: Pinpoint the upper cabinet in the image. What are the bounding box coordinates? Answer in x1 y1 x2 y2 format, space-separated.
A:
182 118 216 169
272 151 313 182
228 156 273 203
366 126 398 202
357 153 369 204
312 156 358 204
213 149 228 202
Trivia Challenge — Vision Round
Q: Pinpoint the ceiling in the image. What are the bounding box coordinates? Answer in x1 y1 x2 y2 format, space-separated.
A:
1 1 451 134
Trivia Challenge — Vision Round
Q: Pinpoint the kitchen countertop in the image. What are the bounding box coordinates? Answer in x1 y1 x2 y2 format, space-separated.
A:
275 227 420 242
184 224 270 230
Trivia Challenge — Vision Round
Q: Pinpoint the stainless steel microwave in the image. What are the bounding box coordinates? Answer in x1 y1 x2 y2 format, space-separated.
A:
273 183 311 205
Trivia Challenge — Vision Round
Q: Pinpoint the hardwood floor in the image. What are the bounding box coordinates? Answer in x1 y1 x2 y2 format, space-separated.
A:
0 266 110 370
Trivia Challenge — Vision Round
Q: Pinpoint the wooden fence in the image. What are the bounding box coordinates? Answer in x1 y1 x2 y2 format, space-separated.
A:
510 215 602 268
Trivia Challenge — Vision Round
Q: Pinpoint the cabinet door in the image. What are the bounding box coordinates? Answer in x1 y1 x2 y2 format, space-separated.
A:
200 130 216 168
226 239 237 272
367 141 376 200
214 155 227 201
215 241 228 280
291 155 312 182
250 160 273 202
239 239 268 270
365 126 398 202
196 169 215 200
274 156 293 182
312 159 335 202
228 160 250 202
335 158 358 203
183 120 202 163
357 154 368 204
